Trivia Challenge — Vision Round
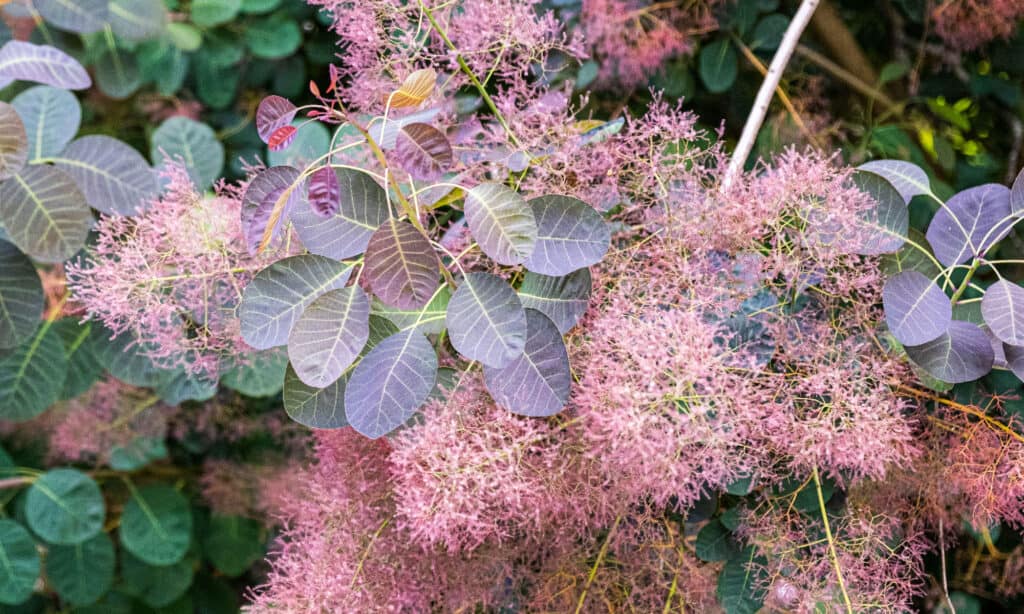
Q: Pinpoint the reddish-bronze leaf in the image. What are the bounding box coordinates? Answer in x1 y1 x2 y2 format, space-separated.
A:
394 123 452 181
364 219 440 310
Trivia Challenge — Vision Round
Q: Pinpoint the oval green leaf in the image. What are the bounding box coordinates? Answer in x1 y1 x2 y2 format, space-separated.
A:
282 363 348 428
120 484 192 566
464 183 537 265
0 519 39 605
0 165 92 263
25 469 104 545
150 117 224 190
0 324 68 421
0 240 43 349
46 532 115 606
11 85 80 161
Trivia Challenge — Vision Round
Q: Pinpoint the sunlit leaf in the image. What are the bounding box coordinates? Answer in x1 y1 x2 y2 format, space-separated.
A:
393 122 452 181
464 183 537 265
291 168 389 259
483 309 570 417
0 166 91 263
389 68 435 108
150 116 224 190
240 165 304 254
517 268 591 334
52 135 159 215
926 184 1012 266
282 364 348 428
371 284 451 335
0 41 91 90
0 240 42 350
35 0 107 34
288 286 370 388
120 484 191 565
858 159 931 204
268 125 297 151
0 102 27 181
11 85 80 160
0 520 39 605
447 272 527 368
523 195 609 275
905 320 994 383
25 469 104 545
364 219 439 310
47 533 115 606
239 255 353 350
344 329 437 438
982 280 1024 346
256 95 297 144
882 270 951 345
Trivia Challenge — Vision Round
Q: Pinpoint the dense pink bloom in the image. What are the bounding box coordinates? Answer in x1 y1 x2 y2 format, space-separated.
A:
933 0 1024 50
67 163 280 377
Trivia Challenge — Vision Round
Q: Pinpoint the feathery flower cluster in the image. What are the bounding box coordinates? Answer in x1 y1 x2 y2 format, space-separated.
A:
932 0 1024 50
67 163 280 377
578 0 719 88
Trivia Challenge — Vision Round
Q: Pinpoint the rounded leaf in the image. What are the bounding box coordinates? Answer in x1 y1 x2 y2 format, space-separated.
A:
483 309 570 417
46 532 115 606
1004 343 1024 382
267 119 329 168
191 0 242 27
150 117 224 190
239 255 353 350
202 516 264 577
0 519 39 605
120 484 192 565
517 268 591 334
52 135 159 215
291 168 389 259
221 349 287 397
858 160 931 204
695 519 737 562
364 219 439 310
850 170 908 255
108 0 167 41
35 0 107 34
92 328 168 388
698 38 738 93
393 123 452 181
0 41 91 90
344 329 437 438
120 551 193 608
256 95 297 144
0 165 92 263
464 183 537 265
982 280 1024 346
54 318 103 399
905 320 995 384
0 240 43 349
11 85 80 160
94 48 142 99
307 165 340 218
1013 165 1024 216
447 272 527 368
0 101 27 181
371 285 451 335
282 364 348 428
0 325 68 421
288 286 370 387
523 195 610 275
389 68 435 108
883 270 952 345
25 469 104 545
926 184 1012 266
240 165 304 254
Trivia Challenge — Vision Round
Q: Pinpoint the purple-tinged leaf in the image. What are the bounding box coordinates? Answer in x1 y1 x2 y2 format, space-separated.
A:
240 166 305 255
517 268 591 334
926 184 1012 266
981 280 1024 346
883 270 951 345
282 364 348 429
267 125 298 151
905 320 994 384
464 183 537 266
291 169 389 259
51 136 158 216
35 0 107 34
447 272 527 368
288 286 370 388
239 255 354 350
857 160 931 204
0 165 91 263
364 219 439 310
371 105 443 149
307 166 340 218
11 86 80 160
1004 343 1024 381
523 195 610 276
484 309 570 417
393 123 452 181
0 41 91 90
256 95 297 144
1012 166 1024 216
850 170 908 255
0 101 27 181
344 329 437 439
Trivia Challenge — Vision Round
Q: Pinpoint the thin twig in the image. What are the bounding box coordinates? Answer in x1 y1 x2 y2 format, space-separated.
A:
722 0 821 190
812 466 854 614
939 518 956 614
794 44 897 111
575 515 621 614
